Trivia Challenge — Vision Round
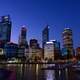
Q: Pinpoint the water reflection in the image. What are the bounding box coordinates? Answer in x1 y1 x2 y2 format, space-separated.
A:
45 70 55 80
0 64 79 80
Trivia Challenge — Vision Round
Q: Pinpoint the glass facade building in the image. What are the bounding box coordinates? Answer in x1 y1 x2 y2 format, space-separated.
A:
42 25 49 48
62 28 73 49
0 15 11 47
18 26 28 58
42 25 49 58
62 28 74 55
18 26 28 48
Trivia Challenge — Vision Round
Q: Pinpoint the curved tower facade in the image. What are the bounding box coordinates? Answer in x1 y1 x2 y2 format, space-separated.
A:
62 28 74 56
62 28 73 49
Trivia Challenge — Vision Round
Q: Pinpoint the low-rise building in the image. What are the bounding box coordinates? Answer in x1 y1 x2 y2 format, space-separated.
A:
4 42 18 59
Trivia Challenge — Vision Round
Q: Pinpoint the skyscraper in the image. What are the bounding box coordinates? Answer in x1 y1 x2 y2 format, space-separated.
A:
42 25 49 58
18 26 28 58
42 25 49 48
18 26 28 48
62 28 74 57
0 15 11 47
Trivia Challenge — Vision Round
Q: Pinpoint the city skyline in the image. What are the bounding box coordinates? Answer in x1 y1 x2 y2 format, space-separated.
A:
0 0 80 48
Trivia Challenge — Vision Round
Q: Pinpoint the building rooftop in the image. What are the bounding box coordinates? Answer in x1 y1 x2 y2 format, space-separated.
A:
46 41 53 44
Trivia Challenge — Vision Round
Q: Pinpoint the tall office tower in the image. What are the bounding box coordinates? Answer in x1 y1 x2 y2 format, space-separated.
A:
18 26 28 48
42 25 49 58
18 26 28 58
42 25 49 48
62 28 74 57
0 15 11 48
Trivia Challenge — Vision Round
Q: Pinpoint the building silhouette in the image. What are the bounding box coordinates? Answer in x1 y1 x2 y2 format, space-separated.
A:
44 40 61 61
0 15 12 48
18 26 28 58
18 26 28 48
42 25 49 58
4 42 18 58
29 39 42 61
42 25 49 48
30 39 40 49
62 28 74 58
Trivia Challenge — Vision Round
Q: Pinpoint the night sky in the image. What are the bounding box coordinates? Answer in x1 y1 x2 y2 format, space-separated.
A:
0 0 80 48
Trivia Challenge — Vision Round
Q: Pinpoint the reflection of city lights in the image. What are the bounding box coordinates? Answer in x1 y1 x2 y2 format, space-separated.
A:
0 48 3 55
59 70 61 76
45 70 55 80
36 64 38 75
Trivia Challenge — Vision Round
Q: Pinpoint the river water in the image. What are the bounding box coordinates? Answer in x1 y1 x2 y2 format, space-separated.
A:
0 64 79 80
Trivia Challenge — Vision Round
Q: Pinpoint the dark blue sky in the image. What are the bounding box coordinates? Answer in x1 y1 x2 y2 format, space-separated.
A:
0 0 80 48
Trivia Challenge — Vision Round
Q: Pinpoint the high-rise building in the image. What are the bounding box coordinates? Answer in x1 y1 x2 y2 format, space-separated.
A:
62 28 74 57
42 25 49 48
61 48 70 59
42 25 49 58
44 40 61 61
18 26 28 48
18 26 28 58
0 15 12 48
